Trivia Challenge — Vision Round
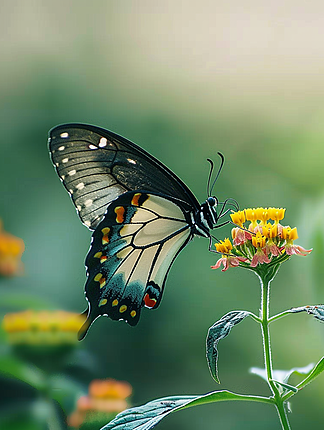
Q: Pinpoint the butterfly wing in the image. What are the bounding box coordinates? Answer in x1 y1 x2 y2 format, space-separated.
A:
78 191 192 339
48 123 199 229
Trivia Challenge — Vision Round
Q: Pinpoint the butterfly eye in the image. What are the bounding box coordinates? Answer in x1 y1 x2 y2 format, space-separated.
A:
207 197 216 206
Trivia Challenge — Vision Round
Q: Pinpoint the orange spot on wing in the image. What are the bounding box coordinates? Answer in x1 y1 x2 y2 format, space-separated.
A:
131 193 142 206
114 206 125 223
100 255 108 263
99 277 106 288
102 235 110 244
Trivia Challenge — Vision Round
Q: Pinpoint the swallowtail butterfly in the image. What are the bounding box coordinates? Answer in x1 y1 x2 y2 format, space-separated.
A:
48 124 237 339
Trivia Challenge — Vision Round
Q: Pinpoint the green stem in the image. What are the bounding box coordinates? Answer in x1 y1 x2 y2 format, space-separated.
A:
269 310 293 324
259 275 291 430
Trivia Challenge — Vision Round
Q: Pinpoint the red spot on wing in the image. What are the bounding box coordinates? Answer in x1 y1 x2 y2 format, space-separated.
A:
144 293 157 309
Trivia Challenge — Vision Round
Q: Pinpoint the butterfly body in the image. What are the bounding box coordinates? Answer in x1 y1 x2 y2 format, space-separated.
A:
48 124 233 339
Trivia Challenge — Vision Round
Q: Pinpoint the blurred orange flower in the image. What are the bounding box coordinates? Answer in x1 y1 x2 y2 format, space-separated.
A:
0 220 25 276
68 379 132 428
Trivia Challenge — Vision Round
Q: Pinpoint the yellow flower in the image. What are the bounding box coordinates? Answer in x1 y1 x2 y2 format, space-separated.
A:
230 210 246 227
2 310 86 345
215 238 233 254
252 231 266 249
281 226 298 241
268 207 286 223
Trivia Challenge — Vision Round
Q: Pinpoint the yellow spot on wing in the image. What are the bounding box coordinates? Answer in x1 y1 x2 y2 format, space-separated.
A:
94 252 102 258
130 310 136 317
119 305 127 313
115 206 125 223
94 273 103 282
99 299 107 307
100 255 108 263
101 227 110 235
112 299 118 306
131 193 142 206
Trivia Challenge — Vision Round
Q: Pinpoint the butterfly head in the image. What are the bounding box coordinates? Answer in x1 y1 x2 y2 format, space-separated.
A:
206 196 219 224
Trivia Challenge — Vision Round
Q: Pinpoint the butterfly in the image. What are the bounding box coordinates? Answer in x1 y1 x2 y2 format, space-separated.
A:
48 123 238 339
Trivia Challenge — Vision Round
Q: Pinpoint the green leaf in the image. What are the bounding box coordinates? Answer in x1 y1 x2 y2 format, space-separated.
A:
295 356 324 391
0 353 46 391
206 311 250 383
101 391 273 430
101 395 197 430
289 304 324 321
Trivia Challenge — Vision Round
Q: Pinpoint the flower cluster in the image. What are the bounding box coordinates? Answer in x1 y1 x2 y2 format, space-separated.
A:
68 379 132 429
212 207 311 272
2 310 86 344
0 220 25 276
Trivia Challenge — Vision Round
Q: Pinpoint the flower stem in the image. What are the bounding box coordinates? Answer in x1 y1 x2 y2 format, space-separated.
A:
259 274 291 430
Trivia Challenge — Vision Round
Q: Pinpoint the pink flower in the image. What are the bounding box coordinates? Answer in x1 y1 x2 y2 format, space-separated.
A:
265 240 281 257
250 248 271 268
285 244 312 256
211 256 248 272
232 227 252 246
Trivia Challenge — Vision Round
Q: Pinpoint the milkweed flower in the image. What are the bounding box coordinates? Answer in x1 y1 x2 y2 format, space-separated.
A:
67 378 132 429
211 238 248 271
0 220 25 276
211 207 311 272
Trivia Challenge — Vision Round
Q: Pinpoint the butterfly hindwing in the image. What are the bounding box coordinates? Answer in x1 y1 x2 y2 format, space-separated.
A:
78 191 192 339
49 124 199 230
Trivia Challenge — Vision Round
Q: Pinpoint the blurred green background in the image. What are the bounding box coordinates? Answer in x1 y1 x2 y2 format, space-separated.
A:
1 1 324 428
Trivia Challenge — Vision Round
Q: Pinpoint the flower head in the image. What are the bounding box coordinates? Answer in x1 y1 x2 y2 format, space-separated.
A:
2 310 86 345
212 207 311 272
68 379 132 428
0 220 25 276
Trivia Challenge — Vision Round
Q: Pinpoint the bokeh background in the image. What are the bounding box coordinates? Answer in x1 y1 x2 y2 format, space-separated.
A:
1 1 324 429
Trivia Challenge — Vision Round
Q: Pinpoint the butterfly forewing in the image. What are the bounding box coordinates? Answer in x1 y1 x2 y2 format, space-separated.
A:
79 191 192 339
49 124 199 229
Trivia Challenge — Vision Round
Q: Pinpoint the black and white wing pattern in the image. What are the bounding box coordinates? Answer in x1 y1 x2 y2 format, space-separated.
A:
49 123 199 230
48 123 201 339
80 191 192 339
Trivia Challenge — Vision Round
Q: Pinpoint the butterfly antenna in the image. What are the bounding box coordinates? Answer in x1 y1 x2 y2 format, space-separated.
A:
206 158 215 197
209 152 225 195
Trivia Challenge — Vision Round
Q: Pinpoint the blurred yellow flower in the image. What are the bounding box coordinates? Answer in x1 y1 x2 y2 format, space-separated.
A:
68 379 132 428
2 310 86 344
0 220 25 276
